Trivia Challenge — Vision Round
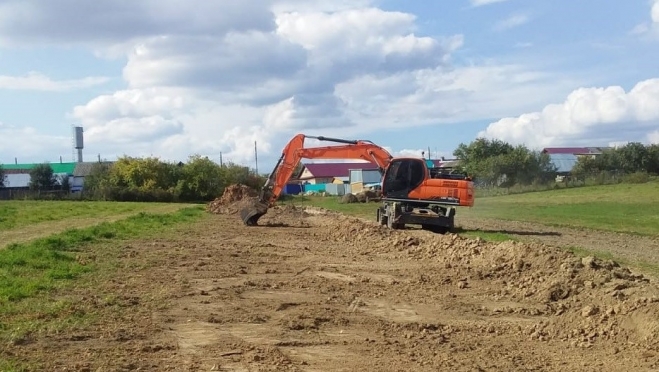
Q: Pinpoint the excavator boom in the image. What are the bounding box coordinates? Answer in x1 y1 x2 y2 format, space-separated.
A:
240 134 393 225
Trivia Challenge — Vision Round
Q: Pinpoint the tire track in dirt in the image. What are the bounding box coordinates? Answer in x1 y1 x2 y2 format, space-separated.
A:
455 215 659 274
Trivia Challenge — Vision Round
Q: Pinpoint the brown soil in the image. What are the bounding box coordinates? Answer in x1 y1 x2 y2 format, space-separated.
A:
5 206 659 371
456 216 659 273
207 184 259 215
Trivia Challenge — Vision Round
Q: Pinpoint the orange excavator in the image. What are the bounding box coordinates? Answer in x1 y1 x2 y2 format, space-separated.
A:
240 134 474 233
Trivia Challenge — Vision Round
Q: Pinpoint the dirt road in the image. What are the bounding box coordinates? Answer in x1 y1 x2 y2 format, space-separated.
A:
456 215 659 273
7 206 659 371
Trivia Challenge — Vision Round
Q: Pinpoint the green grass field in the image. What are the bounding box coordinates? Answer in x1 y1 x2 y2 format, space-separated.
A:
461 182 659 236
283 181 659 236
0 200 197 248
0 200 192 230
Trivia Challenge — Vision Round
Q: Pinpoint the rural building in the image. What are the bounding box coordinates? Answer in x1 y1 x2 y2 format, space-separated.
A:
290 159 457 195
542 147 610 174
348 168 382 193
0 161 111 194
0 162 77 188
297 162 379 184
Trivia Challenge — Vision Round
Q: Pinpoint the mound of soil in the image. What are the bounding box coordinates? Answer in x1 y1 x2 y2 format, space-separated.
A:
340 193 358 204
207 184 258 215
355 189 379 202
258 204 312 227
312 214 659 348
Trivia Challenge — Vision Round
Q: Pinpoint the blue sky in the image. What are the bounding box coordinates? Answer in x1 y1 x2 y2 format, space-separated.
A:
0 0 658 172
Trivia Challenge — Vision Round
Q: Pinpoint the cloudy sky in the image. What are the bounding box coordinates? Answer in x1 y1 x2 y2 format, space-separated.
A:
1 0 658 171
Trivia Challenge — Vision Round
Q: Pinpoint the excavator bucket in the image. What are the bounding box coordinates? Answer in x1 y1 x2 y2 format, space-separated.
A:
239 200 270 226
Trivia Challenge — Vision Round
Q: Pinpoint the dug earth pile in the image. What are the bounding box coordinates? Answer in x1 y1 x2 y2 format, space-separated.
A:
319 212 659 348
207 184 310 226
206 184 259 215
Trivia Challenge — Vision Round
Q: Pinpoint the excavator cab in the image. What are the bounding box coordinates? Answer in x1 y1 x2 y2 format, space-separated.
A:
382 158 426 198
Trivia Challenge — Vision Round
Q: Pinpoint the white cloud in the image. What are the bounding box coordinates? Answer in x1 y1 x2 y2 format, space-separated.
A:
514 42 533 48
0 122 71 162
0 0 274 48
388 148 450 159
470 0 510 7
0 0 589 167
649 130 659 144
334 63 577 129
61 3 475 165
631 0 659 39
478 78 659 149
0 72 109 91
494 14 530 31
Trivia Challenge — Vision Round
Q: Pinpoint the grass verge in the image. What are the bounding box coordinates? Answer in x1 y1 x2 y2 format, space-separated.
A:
0 206 205 354
0 200 195 231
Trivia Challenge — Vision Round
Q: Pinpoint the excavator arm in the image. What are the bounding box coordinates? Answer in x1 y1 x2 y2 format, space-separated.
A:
240 134 393 225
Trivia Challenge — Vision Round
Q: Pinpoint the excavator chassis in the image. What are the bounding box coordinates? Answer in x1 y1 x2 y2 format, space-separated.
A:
376 199 456 234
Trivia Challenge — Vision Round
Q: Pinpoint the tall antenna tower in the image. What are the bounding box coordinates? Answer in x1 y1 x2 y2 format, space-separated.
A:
74 126 84 162
70 124 76 162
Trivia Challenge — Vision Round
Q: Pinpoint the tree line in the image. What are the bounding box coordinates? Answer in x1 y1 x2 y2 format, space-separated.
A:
451 139 659 188
571 142 659 177
0 155 266 202
451 138 557 187
3 139 657 201
82 155 265 202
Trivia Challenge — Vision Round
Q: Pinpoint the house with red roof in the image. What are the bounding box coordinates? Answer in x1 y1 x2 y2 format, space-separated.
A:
294 158 460 184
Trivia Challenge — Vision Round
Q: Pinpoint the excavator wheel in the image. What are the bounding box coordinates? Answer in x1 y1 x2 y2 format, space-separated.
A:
239 200 269 226
376 208 387 225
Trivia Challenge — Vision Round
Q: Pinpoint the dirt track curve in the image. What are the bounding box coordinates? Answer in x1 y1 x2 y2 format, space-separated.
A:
457 216 659 271
9 203 659 371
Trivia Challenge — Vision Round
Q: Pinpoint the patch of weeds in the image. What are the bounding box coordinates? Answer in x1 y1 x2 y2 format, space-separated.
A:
0 358 32 372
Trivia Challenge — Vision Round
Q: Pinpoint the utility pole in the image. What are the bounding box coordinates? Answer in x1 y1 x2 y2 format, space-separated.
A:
219 152 223 167
428 146 431 160
254 141 258 174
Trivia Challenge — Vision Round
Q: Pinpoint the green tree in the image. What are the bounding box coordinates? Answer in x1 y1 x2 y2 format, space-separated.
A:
58 174 71 192
617 142 650 173
82 162 114 198
452 138 555 186
572 143 659 176
0 165 5 187
109 156 180 191
177 155 224 201
29 163 57 190
648 144 659 174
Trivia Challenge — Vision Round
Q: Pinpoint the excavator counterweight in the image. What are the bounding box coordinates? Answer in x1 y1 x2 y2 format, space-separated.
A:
238 133 474 233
